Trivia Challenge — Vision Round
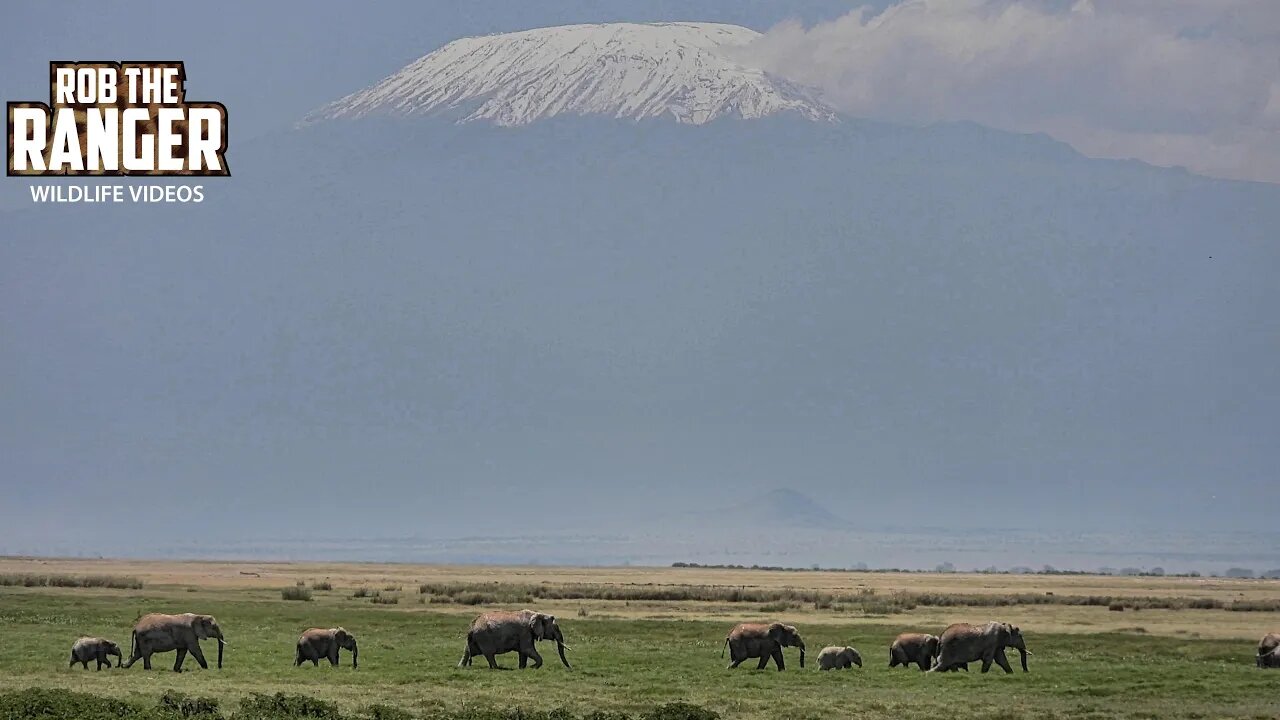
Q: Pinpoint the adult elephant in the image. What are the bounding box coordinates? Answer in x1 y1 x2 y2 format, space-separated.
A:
889 632 940 671
722 622 805 670
1258 633 1280 668
296 627 358 668
931 622 1029 674
457 610 570 669
122 613 225 672
69 637 122 670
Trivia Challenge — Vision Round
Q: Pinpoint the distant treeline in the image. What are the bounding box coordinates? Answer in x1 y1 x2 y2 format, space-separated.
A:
406 579 1280 613
0 573 143 589
670 562 1280 579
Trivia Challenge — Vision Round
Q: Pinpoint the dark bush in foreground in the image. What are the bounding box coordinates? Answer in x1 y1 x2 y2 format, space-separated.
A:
0 690 720 720
239 693 341 720
159 691 220 718
0 688 149 720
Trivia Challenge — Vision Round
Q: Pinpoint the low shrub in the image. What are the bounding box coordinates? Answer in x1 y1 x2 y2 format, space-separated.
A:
313 580 333 591
281 585 313 602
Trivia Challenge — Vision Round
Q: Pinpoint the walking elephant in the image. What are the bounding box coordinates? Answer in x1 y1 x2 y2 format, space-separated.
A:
69 637 122 670
722 622 805 670
296 627 358 668
458 610 570 669
889 633 940 671
1258 633 1280 668
122 613 225 672
817 645 862 670
930 622 1029 674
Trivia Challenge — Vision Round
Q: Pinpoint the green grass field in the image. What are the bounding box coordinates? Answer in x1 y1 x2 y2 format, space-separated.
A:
0 565 1277 720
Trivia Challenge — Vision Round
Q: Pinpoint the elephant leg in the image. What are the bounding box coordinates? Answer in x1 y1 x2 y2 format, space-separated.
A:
483 651 499 670
142 652 153 671
189 643 209 670
312 658 319 667
174 648 188 673
518 652 528 669
81 660 89 669
728 656 744 669
980 650 994 673
755 653 770 670
915 655 930 671
994 649 1013 674
526 645 544 669
96 658 104 671
328 651 339 667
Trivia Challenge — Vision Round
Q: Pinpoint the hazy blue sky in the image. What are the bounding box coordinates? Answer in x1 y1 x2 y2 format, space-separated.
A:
2 1 1277 568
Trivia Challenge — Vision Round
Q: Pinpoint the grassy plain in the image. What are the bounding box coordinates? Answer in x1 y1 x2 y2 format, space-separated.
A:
0 557 1276 719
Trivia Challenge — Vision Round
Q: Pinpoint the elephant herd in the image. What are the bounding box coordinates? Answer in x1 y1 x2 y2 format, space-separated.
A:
723 621 1030 674
67 609 1280 675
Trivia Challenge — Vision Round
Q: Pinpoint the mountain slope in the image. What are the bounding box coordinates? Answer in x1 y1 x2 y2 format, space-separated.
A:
302 22 837 126
725 489 853 530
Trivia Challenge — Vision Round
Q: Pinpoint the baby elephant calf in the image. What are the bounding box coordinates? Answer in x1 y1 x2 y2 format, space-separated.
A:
70 637 122 670
817 645 863 670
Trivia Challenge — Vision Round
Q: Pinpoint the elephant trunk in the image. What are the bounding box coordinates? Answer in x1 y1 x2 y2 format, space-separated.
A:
1018 647 1029 672
799 643 806 668
350 640 358 669
553 628 571 669
216 637 224 669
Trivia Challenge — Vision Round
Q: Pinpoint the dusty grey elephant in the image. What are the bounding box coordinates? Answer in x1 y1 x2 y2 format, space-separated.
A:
889 633 940 671
296 627 358 668
1258 633 1280 668
722 622 805 670
457 610 570 669
69 637 122 670
122 613 225 672
816 645 862 670
931 622 1029 674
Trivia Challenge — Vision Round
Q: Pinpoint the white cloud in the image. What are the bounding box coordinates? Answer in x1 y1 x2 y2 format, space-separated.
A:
735 0 1280 183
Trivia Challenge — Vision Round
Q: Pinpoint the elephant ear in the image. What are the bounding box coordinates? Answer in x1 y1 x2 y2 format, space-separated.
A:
528 613 547 641
767 623 784 640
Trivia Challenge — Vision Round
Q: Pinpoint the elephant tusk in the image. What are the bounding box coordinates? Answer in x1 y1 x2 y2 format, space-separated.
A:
559 644 573 651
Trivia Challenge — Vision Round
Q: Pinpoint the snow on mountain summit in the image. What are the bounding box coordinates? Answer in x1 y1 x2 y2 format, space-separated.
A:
303 22 837 126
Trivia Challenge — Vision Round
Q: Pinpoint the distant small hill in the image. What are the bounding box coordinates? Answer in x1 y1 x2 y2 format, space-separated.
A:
687 488 853 531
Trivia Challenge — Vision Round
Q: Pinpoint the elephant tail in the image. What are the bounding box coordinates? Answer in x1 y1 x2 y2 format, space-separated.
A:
121 630 138 668
721 637 728 658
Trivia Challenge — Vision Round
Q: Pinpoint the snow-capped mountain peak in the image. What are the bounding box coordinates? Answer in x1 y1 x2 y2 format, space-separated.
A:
303 22 837 126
